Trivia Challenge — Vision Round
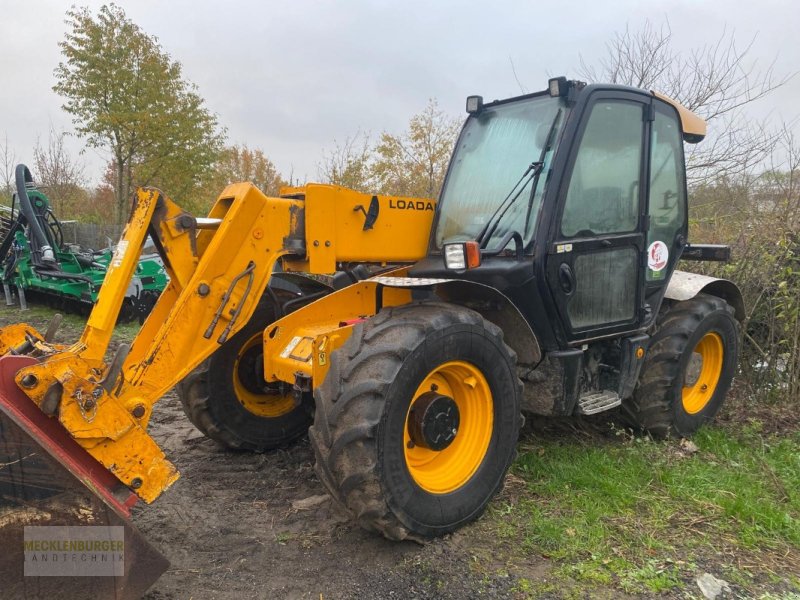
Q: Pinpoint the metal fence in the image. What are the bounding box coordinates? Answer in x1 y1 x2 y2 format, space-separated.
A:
59 221 123 250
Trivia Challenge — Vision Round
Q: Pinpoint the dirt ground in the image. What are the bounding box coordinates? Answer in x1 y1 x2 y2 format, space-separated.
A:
137 391 542 600
2 308 553 599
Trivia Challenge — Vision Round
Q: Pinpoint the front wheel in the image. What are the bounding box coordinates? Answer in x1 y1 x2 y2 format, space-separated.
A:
177 295 312 451
310 302 522 541
623 294 739 438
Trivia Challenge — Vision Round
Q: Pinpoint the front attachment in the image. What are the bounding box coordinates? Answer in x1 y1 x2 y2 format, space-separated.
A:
0 356 168 599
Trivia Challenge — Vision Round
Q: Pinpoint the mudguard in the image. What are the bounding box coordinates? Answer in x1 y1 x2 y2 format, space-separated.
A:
665 270 745 321
371 276 542 364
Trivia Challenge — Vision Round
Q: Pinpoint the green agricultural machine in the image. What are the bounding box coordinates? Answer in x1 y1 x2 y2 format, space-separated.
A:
0 164 167 321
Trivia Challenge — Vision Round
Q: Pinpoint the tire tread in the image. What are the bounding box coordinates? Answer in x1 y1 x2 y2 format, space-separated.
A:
310 301 520 541
622 294 737 438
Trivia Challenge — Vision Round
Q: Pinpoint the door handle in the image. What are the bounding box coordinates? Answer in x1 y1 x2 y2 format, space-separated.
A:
558 263 575 295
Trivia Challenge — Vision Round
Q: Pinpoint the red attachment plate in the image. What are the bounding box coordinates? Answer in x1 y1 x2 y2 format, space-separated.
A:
0 355 168 598
0 355 136 515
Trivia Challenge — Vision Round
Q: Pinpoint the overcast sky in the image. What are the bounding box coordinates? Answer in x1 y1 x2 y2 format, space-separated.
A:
1 0 798 187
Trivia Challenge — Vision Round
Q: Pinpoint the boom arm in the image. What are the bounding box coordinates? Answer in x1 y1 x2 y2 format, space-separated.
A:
8 183 300 500
0 182 434 503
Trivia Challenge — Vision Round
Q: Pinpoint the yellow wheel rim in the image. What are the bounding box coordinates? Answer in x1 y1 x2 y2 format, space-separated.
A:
681 332 724 414
404 361 493 494
232 333 296 418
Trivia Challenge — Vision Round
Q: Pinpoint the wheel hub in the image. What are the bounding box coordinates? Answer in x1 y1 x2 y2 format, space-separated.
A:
232 333 296 418
403 360 494 494
407 392 460 451
681 332 724 415
684 351 703 387
237 344 267 395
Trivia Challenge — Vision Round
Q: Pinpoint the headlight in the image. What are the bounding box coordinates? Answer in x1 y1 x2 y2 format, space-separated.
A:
444 243 466 270
443 241 481 270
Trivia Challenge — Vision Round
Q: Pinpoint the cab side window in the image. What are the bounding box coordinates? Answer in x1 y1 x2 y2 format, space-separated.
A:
561 101 644 237
646 105 686 281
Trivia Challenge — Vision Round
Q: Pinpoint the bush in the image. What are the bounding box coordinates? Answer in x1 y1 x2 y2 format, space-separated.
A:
688 168 800 404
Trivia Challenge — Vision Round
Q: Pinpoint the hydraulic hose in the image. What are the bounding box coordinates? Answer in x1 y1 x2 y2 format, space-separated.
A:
32 267 93 284
15 164 55 265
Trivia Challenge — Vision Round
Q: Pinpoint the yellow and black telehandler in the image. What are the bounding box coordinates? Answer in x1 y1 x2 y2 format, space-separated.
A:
0 77 743 596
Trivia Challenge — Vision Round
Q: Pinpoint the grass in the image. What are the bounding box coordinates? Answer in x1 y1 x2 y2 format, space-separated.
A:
1 304 141 346
487 420 800 597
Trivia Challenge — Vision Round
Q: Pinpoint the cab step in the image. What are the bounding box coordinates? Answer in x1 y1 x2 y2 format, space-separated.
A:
577 390 621 415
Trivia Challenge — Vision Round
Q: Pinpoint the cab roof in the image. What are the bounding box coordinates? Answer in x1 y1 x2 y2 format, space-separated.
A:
651 91 706 143
473 80 708 144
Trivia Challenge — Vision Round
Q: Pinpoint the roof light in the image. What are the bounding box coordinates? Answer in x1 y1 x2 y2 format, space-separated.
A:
548 76 568 97
466 95 483 114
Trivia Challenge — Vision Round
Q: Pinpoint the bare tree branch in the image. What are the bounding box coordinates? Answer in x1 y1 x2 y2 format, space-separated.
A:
317 131 374 192
33 127 86 216
509 56 528 94
578 19 795 184
0 134 16 203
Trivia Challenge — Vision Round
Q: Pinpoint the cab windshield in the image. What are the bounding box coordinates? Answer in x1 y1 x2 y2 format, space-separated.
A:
434 95 565 250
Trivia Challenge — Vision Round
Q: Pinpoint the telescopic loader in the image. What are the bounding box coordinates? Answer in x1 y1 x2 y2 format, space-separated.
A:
0 78 742 596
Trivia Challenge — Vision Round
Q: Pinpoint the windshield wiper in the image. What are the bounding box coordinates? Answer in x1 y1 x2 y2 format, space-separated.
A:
523 108 563 238
476 108 563 251
475 161 543 249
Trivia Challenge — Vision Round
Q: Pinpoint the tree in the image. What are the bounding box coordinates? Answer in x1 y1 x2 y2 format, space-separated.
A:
578 20 791 184
83 176 117 225
317 132 374 192
0 134 15 204
54 4 225 227
33 127 86 217
184 144 288 213
215 144 287 197
317 101 461 198
372 100 460 198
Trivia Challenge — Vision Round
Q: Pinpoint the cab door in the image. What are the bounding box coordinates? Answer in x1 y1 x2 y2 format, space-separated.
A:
545 92 650 343
641 100 690 324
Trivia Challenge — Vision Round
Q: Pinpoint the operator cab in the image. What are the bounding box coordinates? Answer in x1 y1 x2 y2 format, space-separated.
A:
411 77 705 351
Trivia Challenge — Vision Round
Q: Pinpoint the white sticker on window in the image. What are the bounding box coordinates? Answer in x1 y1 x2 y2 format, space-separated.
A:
647 241 669 272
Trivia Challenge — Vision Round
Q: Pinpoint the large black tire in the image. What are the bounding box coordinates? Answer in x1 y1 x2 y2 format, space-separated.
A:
177 295 312 451
624 293 739 439
310 302 522 541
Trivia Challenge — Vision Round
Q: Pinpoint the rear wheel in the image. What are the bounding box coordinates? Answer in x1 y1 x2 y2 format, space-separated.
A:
178 295 312 451
310 302 522 541
623 294 739 438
